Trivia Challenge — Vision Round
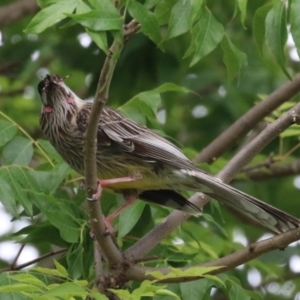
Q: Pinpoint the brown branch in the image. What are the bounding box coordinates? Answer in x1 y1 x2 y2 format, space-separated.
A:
0 61 22 75
83 20 141 266
194 73 300 164
241 158 300 181
0 88 25 97
0 248 67 272
10 244 26 269
93 241 104 291
217 103 300 181
124 93 300 262
0 0 39 29
84 39 124 265
124 227 300 283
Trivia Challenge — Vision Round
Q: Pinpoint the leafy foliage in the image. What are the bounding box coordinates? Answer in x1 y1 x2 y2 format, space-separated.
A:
1 0 300 299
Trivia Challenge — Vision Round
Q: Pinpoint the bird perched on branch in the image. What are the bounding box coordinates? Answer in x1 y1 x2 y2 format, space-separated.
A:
38 74 300 234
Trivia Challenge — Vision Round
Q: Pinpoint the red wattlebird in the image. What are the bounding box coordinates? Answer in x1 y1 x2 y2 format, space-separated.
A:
38 74 300 233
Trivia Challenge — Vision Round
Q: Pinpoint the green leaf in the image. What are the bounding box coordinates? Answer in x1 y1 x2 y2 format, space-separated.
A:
0 166 39 215
14 222 68 247
253 3 272 57
190 0 205 23
76 1 91 14
221 35 247 81
89 291 109 300
54 260 69 278
154 289 180 299
0 273 29 300
184 8 224 66
67 10 123 31
133 90 162 116
154 0 177 25
42 282 86 297
0 283 42 293
32 267 68 278
167 0 192 39
237 0 247 26
46 209 81 243
155 82 192 94
29 162 70 194
265 2 290 79
87 29 108 53
0 176 18 216
202 213 228 238
59 0 92 29
67 244 84 279
128 1 163 47
119 90 161 125
280 125 300 138
120 83 191 125
2 137 33 166
145 0 162 9
88 0 119 14
0 119 17 147
24 0 78 33
9 274 46 288
130 280 167 298
107 289 131 299
180 279 216 300
199 241 219 259
37 139 63 162
118 201 146 239
27 192 81 243
246 290 264 300
290 0 300 59
228 282 251 300
147 266 222 280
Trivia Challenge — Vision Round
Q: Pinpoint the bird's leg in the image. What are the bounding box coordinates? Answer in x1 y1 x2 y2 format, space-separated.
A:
105 190 138 224
86 174 142 234
91 176 141 200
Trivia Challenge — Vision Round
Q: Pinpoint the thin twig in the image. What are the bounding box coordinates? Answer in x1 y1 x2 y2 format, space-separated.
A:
10 244 26 269
0 0 39 29
241 159 300 181
0 248 67 272
242 153 276 172
194 73 300 164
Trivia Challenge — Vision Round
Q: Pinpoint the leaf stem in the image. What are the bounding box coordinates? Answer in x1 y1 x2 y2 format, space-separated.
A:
0 111 54 166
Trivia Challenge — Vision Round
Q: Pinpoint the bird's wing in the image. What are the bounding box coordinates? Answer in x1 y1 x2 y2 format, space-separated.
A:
89 106 197 170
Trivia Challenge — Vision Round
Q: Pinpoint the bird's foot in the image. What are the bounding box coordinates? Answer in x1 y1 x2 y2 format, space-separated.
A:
91 173 142 200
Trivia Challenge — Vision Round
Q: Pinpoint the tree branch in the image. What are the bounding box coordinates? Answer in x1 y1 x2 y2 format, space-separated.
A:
194 73 300 164
240 159 300 181
84 39 124 265
83 20 141 265
124 227 300 283
0 0 39 29
124 93 300 262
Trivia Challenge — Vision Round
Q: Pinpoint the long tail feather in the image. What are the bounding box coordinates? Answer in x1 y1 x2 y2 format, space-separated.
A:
179 169 300 233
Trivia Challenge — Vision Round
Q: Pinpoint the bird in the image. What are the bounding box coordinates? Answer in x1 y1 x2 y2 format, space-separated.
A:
38 74 300 234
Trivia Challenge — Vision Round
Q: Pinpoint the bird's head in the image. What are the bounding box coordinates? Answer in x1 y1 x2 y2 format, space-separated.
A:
37 74 80 113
